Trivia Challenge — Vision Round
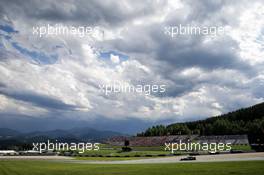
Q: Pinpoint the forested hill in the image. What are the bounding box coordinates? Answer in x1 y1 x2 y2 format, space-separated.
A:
138 102 264 137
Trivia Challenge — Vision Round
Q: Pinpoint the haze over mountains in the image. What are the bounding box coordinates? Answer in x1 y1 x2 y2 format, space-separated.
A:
0 127 126 143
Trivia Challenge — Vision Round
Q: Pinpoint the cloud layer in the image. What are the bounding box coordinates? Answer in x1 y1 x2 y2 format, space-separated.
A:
0 0 264 133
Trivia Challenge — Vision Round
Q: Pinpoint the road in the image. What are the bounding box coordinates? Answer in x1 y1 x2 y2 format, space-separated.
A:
1 152 264 164
60 152 264 164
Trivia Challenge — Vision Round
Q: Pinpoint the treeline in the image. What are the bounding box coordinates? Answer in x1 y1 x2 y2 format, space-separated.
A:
138 102 264 137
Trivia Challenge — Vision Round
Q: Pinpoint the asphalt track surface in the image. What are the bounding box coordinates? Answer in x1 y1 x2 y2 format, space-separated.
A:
1 152 264 164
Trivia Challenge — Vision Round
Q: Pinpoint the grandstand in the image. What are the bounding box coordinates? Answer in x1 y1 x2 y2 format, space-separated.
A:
196 135 249 145
107 135 249 147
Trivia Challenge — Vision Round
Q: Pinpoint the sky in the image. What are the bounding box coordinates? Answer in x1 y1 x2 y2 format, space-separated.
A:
0 0 264 134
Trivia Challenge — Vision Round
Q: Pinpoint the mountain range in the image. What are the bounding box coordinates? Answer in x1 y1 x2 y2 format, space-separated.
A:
0 127 126 143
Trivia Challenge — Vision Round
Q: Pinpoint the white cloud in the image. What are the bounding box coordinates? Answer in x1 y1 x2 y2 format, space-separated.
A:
110 54 120 64
0 0 264 131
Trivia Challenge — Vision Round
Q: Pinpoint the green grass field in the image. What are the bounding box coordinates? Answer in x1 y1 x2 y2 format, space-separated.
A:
0 160 263 175
230 145 252 151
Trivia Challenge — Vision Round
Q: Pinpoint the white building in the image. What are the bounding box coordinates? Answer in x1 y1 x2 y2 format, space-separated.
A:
0 150 19 156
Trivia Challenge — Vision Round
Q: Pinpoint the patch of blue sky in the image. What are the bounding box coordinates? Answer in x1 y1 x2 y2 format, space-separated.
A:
0 34 12 41
4 35 11 40
0 34 11 49
99 50 129 62
0 25 18 33
12 42 58 64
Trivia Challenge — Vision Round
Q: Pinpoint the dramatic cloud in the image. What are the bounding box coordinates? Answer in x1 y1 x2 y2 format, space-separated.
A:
0 0 263 133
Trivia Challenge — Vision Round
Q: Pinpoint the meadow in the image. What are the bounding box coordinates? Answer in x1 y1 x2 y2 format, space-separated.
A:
0 160 263 175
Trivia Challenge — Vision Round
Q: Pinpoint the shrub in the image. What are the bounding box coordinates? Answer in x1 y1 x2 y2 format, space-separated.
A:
122 146 132 152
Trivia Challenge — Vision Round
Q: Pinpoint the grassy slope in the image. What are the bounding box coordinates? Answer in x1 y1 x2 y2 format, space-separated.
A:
0 160 264 175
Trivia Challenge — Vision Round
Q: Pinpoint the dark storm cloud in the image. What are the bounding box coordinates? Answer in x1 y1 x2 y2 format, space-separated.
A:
154 36 249 71
184 0 246 26
2 0 252 73
99 19 256 99
184 0 227 22
0 88 77 110
0 0 263 133
102 18 253 73
0 112 173 133
0 0 257 74
0 82 6 87
0 0 165 27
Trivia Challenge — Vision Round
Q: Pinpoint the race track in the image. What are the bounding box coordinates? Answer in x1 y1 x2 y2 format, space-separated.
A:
1 152 264 164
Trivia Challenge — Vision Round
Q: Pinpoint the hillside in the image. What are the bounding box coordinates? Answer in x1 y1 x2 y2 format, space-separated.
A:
0 128 21 138
138 102 264 137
